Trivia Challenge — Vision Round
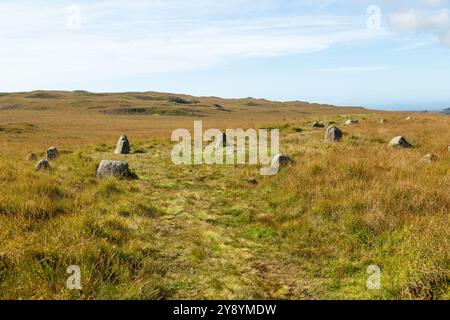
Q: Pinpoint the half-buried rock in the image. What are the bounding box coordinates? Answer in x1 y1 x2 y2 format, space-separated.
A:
97 160 134 179
35 159 50 171
325 126 343 142
312 121 325 128
46 147 59 160
271 153 294 168
27 152 37 161
115 135 131 154
344 119 358 125
388 136 412 148
421 154 438 163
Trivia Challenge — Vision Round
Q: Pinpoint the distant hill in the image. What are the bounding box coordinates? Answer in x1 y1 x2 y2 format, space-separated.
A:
0 90 374 145
442 108 450 114
0 90 368 118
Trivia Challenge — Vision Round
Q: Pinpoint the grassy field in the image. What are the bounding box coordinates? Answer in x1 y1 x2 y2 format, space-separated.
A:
0 91 449 299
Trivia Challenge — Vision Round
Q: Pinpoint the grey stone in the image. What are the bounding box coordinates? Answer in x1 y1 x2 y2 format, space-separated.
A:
97 160 131 178
421 154 438 163
46 147 59 160
35 159 50 171
325 126 343 142
312 121 325 128
26 153 37 161
216 132 229 148
380 118 386 124
115 135 131 154
388 136 412 148
344 119 358 125
272 154 294 168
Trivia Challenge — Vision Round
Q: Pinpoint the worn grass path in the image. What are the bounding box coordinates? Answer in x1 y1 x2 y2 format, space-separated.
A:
90 143 324 299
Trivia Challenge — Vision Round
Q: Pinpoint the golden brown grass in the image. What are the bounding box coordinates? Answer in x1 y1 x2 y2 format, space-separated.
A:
0 91 448 299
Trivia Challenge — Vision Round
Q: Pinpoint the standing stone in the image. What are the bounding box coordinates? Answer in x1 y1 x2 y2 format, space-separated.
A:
46 147 59 160
35 159 50 171
215 132 229 148
26 153 37 161
325 126 343 142
388 136 412 148
380 118 386 124
421 154 438 163
115 135 131 154
312 121 325 128
96 160 131 178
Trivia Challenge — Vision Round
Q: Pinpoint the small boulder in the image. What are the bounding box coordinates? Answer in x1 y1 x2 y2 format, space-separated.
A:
46 147 59 160
344 119 358 125
325 126 343 142
312 121 325 128
405 117 413 121
271 153 294 168
421 154 438 163
388 136 412 148
35 159 50 171
115 135 131 154
379 118 386 124
97 160 132 178
26 153 37 161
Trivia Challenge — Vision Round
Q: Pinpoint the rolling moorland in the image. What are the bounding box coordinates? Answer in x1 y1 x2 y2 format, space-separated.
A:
0 91 449 299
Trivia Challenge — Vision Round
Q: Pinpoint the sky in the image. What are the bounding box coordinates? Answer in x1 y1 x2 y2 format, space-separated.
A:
1 0 450 110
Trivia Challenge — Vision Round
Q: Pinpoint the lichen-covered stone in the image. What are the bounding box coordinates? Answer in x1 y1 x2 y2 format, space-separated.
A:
388 136 412 148
97 160 132 178
35 159 50 171
325 126 343 142
46 147 59 160
115 135 131 154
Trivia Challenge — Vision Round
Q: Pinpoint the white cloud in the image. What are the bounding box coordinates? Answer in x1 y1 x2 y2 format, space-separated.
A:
389 9 449 32
389 2 450 49
0 1 388 90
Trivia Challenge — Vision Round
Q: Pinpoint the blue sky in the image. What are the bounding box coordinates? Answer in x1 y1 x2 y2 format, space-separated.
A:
1 0 450 110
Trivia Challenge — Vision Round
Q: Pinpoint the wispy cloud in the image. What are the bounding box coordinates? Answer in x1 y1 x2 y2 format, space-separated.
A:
389 9 449 32
0 1 388 89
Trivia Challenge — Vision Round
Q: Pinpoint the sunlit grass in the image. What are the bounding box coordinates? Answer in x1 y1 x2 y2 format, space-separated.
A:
0 91 448 299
